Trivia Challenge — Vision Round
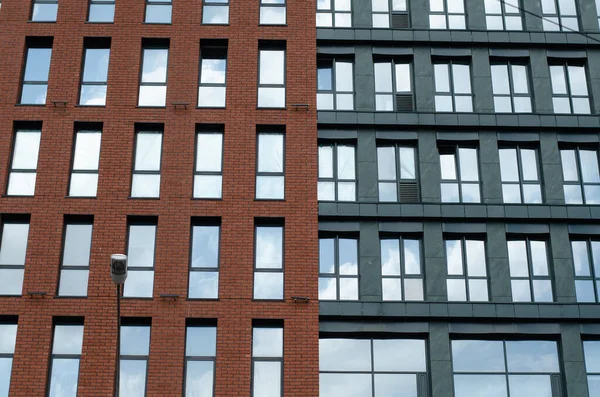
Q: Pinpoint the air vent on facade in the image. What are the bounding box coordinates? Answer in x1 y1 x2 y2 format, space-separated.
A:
395 94 414 112
417 373 428 397
399 182 419 203
391 13 409 29
550 374 562 397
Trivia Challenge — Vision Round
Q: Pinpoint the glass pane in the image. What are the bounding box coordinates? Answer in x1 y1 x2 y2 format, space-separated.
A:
260 6 286 24
340 278 358 300
511 280 532 302
186 327 216 357
461 183 481 203
453 65 471 94
337 146 355 179
83 49 110 82
21 84 48 105
80 86 107 107
491 65 510 94
447 279 466 301
381 239 401 276
530 241 548 275
317 0 331 10
379 182 397 201
319 277 337 299
258 87 285 108
377 147 396 180
576 280 595 302
254 272 284 299
373 339 426 372
434 64 450 92
202 5 229 23
120 326 150 356
465 240 486 276
73 132 101 170
48 358 79 397
53 325 84 355
185 361 214 397
584 341 600 372
376 93 393 110
123 270 154 298
572 241 591 276
0 325 17 354
0 224 30 265
0 358 12 396
568 66 588 95
258 134 284 173
339 239 358 275
58 270 89 297
487 15 504 30
191 226 219 268
446 240 463 275
404 278 424 301
7 173 37 196
541 0 556 12
188 271 219 299
119 360 146 397
429 14 446 29
399 147 416 179
550 66 567 94
62 224 92 266
336 62 354 92
142 49 168 83
503 184 522 203
318 93 334 110
593 242 600 277
319 339 371 371
201 59 226 84
198 86 226 107
533 279 553 302
512 65 529 94
553 96 571 113
253 328 283 357
452 340 505 372
321 374 372 397
522 184 542 203
372 0 389 11
395 64 411 92
194 175 222 199
319 239 335 274
454 374 507 397
256 175 285 199
0 269 24 295
382 278 402 300
145 4 172 23
499 149 519 182
335 0 351 11
316 12 333 26
374 63 393 92
319 146 333 178
459 148 479 181
318 66 332 90
89 4 115 22
514 96 532 113
12 131 41 170
521 149 539 181
318 181 335 201
469 279 489 301
338 182 356 201
589 375 600 397
572 97 591 114
255 227 283 269
562 150 580 181
404 240 421 274
375 374 417 397
435 95 453 111
336 93 354 110
505 341 559 372
196 133 222 172
135 134 162 171
494 96 512 112
448 0 465 12
564 184 583 204
440 153 457 180
581 150 600 182
138 85 166 106
508 240 529 277
260 50 284 85
24 48 52 81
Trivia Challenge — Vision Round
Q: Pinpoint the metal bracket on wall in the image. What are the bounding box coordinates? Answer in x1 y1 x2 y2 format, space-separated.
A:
291 104 309 111
26 291 47 298
172 102 189 110
51 100 67 108
159 293 179 300
291 296 310 303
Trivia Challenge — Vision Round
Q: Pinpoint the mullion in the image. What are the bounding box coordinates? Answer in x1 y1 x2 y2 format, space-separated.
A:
576 148 586 202
395 146 401 201
455 148 464 202
516 147 525 202
335 237 340 300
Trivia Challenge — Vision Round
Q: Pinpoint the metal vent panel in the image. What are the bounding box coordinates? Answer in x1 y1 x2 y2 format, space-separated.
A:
391 13 410 29
396 94 414 112
399 181 419 203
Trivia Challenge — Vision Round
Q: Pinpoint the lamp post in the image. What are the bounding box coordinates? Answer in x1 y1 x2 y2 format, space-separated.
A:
110 254 128 397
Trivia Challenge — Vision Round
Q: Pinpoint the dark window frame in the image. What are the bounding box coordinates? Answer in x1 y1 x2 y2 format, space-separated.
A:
0 321 17 396
439 144 481 203
571 238 600 302
138 40 169 108
376 142 419 202
506 237 554 303
484 0 523 30
549 61 591 115
371 0 410 29
78 39 111 106
257 42 286 109
119 320 151 397
490 61 533 113
0 218 30 296
255 127 286 201
318 141 357 202
144 0 172 24
259 0 286 25
202 0 229 25
429 0 466 29
30 0 59 22
193 125 224 200
131 127 163 199
46 320 84 397
541 0 579 31
251 322 284 397
433 60 473 112
6 126 42 197
318 234 359 301
198 41 228 108
379 235 425 301
188 219 221 300
498 144 543 204
374 58 414 112
184 321 218 397
19 39 53 105
87 0 115 23
560 145 600 204
57 217 94 297
68 126 102 197
444 236 489 302
124 219 157 298
253 221 285 301
317 56 355 111
316 0 352 28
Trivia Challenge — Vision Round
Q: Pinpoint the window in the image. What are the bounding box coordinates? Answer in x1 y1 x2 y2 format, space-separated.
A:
446 238 488 301
372 0 409 28
439 146 480 203
131 129 162 198
0 221 29 296
550 63 590 114
69 129 102 197
491 63 532 113
541 0 578 31
429 0 465 29
258 43 286 108
484 0 522 30
48 323 84 397
252 324 283 397
7 128 41 196
188 222 220 299
318 143 356 202
79 41 110 106
507 239 553 302
0 323 17 397
194 127 223 199
561 147 600 204
256 130 285 200
31 0 58 22
119 323 150 396
138 42 169 107
584 341 600 397
499 147 542 203
597 0 600 28
571 239 600 302
434 62 472 112
319 236 358 300
374 61 413 111
185 323 217 397
123 222 156 298
317 59 354 110
254 224 284 300
202 0 229 24
260 0 286 25
320 338 427 397
380 237 424 301
452 340 560 397
145 0 171 23
198 41 227 108
317 0 351 27
88 0 115 23
58 221 92 297
20 41 52 105
377 144 418 202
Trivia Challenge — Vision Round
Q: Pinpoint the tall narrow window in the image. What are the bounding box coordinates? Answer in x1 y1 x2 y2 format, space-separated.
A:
439 146 480 203
561 147 600 204
138 42 169 107
372 0 410 28
0 221 29 296
317 58 354 110
185 323 217 397
69 128 102 197
491 63 532 113
256 130 285 200
585 341 600 397
380 237 424 301
571 239 600 302
0 322 17 397
31 0 58 22
484 0 522 30
145 0 171 23
120 323 150 396
123 222 156 298
202 0 229 24
316 0 351 27
252 324 283 397
550 63 590 114
198 41 227 108
541 0 578 31
79 40 110 106
434 62 473 112
429 0 465 29
48 323 84 397
7 128 41 196
20 40 52 105
319 236 359 300
507 239 552 302
254 224 284 300
88 0 115 22
318 143 356 202
194 127 223 199
446 238 488 301
260 0 286 25
258 43 286 108
58 220 92 297
377 144 418 202
374 60 413 111
499 147 542 203
188 222 220 299
131 129 163 198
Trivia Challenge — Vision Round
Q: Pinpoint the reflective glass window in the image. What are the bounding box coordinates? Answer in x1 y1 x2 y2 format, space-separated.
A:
256 131 285 200
446 238 488 301
429 0 465 29
317 0 352 27
319 236 359 300
80 46 110 106
138 45 169 107
317 58 354 111
69 130 101 197
0 323 17 397
491 63 532 113
541 0 579 31
550 64 590 114
202 0 229 24
123 224 156 298
254 225 284 300
439 146 480 203
258 45 286 108
380 237 424 301
32 0 58 22
560 148 600 204
88 0 115 22
145 0 171 23
377 145 418 202
7 129 41 196
584 340 600 397
318 143 356 202
507 239 553 302
189 223 220 299
372 0 410 28
260 0 286 25
58 222 93 297
484 0 523 30
120 324 150 397
48 324 84 397
571 239 600 302
434 62 472 112
499 146 542 203
198 42 227 108
374 61 413 112
0 223 29 296
252 325 283 397
20 45 52 105
131 131 162 198
194 128 223 199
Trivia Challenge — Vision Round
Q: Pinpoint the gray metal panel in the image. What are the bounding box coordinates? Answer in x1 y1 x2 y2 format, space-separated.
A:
376 131 418 140
546 50 588 59
317 46 355 55
505 223 550 234
379 222 424 233
372 47 414 56
449 322 560 334
437 132 479 141
489 49 530 58
430 48 472 57
497 132 540 142
318 129 358 139
442 223 487 234
318 221 361 232
557 133 600 143
568 225 600 235
319 321 429 333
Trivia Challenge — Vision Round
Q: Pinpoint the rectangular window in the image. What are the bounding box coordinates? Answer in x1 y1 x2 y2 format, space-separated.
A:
380 237 424 301
317 58 354 110
188 221 220 299
439 146 480 203
202 0 229 24
377 144 418 202
550 63 590 114
491 63 532 113
584 340 600 397
541 0 578 31
185 323 217 397
0 221 29 296
256 130 285 200
88 0 115 23
131 129 163 198
571 239 600 302
446 238 488 301
194 127 223 199
561 147 600 204
252 323 283 397
31 0 58 22
0 322 17 396
69 128 101 197
138 42 169 107
317 0 351 27
145 0 171 23
20 40 52 105
119 322 150 396
318 143 356 202
48 323 84 397
258 43 286 108
374 60 413 111
198 41 227 108
484 0 522 30
429 0 465 29
7 128 41 196
372 0 409 28
254 224 284 300
499 146 542 203
434 62 473 112
79 40 110 106
507 239 553 302
452 340 560 397
320 338 427 397
58 220 92 297
260 0 286 25
319 236 358 300
123 222 156 298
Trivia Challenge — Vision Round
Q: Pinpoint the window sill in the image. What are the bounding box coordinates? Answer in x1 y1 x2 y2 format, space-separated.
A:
259 24 288 27
75 104 107 108
85 21 115 24
136 106 167 109
202 23 230 26
253 298 286 302
54 295 87 299
255 198 286 202
128 196 161 200
143 22 173 25
257 107 287 110
121 296 154 300
15 103 46 107
28 20 57 23
186 297 219 301
2 194 35 198
196 106 226 109
191 197 223 201
64 196 97 199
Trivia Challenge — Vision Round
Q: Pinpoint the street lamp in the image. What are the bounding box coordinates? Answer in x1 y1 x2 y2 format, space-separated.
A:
110 254 128 397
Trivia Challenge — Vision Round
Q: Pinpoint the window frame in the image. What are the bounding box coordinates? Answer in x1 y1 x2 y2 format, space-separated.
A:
138 42 169 108
123 220 157 298
571 238 600 302
439 145 481 203
433 60 473 112
541 0 579 31
144 0 172 24
198 42 228 108
79 42 110 107
31 0 58 22
131 129 163 199
7 128 42 197
318 235 359 301
202 0 229 25
20 42 53 105
371 0 410 29
498 145 543 204
259 0 286 25
251 323 284 397
193 126 224 200
256 129 286 200
184 322 217 397
560 146 600 204
379 235 425 301
490 61 532 113
188 220 221 300
68 128 102 198
318 141 357 202
317 57 355 111
376 143 419 202
507 238 554 303
257 43 286 109
429 0 466 29
253 223 285 300
549 62 591 115
484 0 523 30
445 237 489 302
316 0 352 28
119 321 151 397
374 59 414 112
87 0 115 23
47 322 84 397
0 321 17 397
0 219 30 297
57 218 93 297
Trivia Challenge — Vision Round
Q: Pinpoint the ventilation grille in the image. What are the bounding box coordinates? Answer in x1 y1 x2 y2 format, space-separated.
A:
399 182 419 203
395 94 414 112
391 13 410 29
417 373 428 397
550 374 563 397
